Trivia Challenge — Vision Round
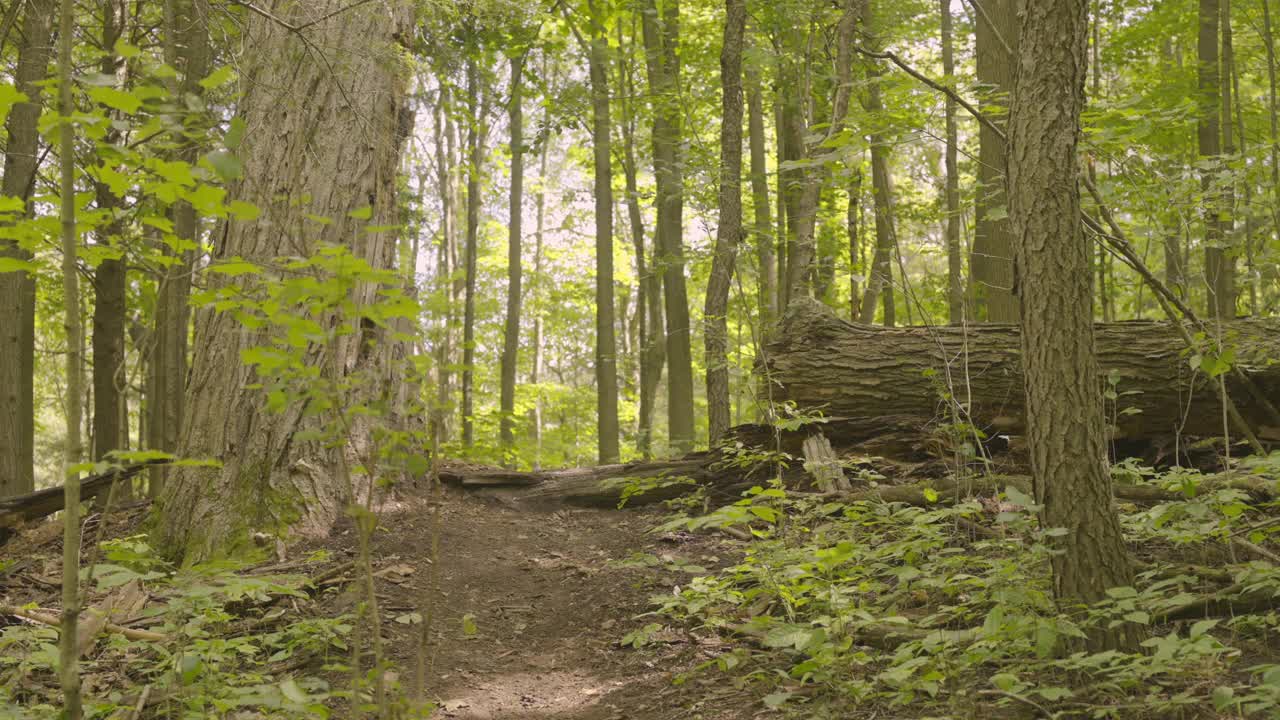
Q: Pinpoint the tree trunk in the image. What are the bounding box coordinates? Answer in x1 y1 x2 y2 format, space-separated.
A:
0 0 54 498
704 0 746 447
530 76 551 470
641 0 695 454
91 0 127 486
149 0 209 499
1200 0 1230 320
942 0 963 325
860 88 897 327
430 87 454 442
587 0 621 464
847 167 863 321
762 300 1280 442
499 55 526 464
155 0 414 563
56 0 84 710
462 53 484 450
1261 0 1280 266
1009 0 1137 651
972 0 1019 322
619 21 664 460
746 60 776 331
1215 0 1237 318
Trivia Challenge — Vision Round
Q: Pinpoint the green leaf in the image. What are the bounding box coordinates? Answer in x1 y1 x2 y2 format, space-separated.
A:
228 200 261 221
923 488 939 503
114 39 142 59
200 66 237 90
348 205 373 220
88 86 142 114
1190 618 1219 639
0 83 29 127
224 117 246 150
462 613 478 636
205 150 242 182
279 678 308 704
0 257 38 274
990 673 1019 692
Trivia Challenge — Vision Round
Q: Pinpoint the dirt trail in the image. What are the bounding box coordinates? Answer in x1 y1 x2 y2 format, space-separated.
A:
352 485 751 720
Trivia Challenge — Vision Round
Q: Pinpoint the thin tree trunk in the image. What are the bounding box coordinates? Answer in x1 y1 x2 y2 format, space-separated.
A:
1216 0 1237 318
1008 0 1137 652
1200 0 1229 320
1162 38 1187 301
972 0 1019 322
156 0 414 563
619 20 663 460
431 87 454 442
1261 0 1280 261
746 59 775 330
1230 20 1257 316
530 71 550 470
860 73 897 327
704 0 746 446
0 0 54 498
56 0 83 711
92 0 127 486
462 52 483 450
848 167 863 321
942 0 963 325
499 55 526 464
587 0 621 463
640 0 695 454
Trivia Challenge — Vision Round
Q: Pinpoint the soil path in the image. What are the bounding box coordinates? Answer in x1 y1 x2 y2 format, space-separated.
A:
356 485 751 720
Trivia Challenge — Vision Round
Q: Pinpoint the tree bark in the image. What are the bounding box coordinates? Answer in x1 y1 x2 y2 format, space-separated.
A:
942 0 963 325
762 300 1280 442
0 0 54 498
847 168 863 321
462 52 484 450
641 0 695 454
972 0 1019 322
587 0 621 464
149 0 209 499
746 59 775 331
1009 0 1136 650
1200 0 1231 321
704 0 746 446
92 0 127 485
430 87 454 442
859 83 897 327
618 21 664 460
499 55 526 464
155 0 414 563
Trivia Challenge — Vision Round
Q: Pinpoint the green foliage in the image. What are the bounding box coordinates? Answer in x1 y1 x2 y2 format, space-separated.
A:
0 539 355 718
636 458 1280 717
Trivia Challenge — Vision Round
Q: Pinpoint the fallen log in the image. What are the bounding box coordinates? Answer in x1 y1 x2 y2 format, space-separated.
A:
0 462 163 543
761 299 1280 442
439 454 740 508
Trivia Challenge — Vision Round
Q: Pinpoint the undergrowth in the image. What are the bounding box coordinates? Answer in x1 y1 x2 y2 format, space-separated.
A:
0 535 428 719
630 452 1280 718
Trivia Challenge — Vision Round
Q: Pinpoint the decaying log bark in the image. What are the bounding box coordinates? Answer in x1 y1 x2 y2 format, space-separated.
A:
762 299 1280 441
0 462 160 543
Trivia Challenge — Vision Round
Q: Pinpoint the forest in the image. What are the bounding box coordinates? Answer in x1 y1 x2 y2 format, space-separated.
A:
1 0 1280 717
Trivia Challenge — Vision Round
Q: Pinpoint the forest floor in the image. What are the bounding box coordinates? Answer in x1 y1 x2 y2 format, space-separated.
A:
319 483 757 720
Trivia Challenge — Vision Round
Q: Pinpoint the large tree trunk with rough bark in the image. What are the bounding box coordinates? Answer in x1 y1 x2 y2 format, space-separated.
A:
761 300 1280 442
1010 0 1136 651
155 1 413 563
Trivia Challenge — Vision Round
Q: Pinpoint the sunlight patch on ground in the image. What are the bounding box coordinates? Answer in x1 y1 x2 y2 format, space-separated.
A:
436 669 635 719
